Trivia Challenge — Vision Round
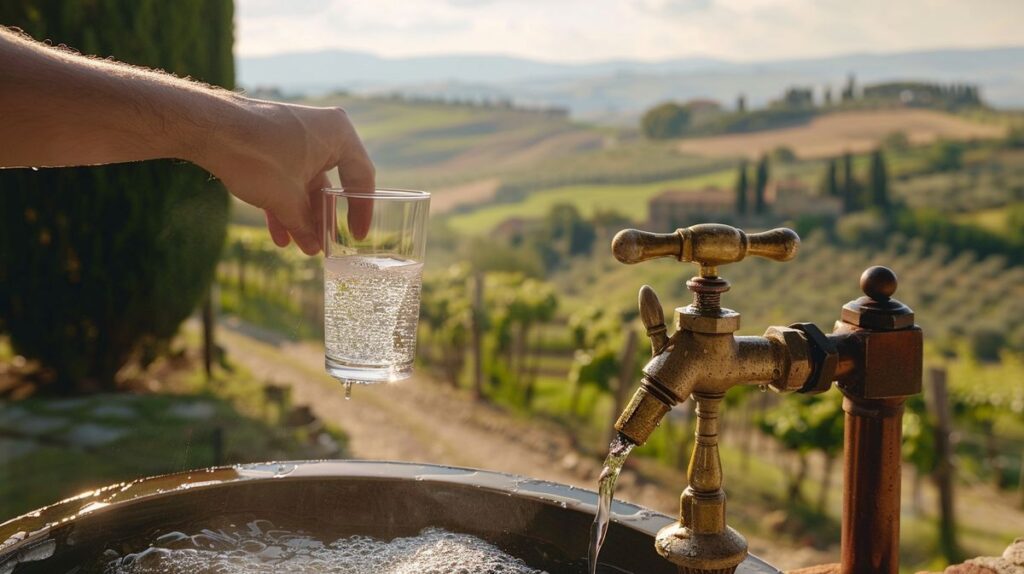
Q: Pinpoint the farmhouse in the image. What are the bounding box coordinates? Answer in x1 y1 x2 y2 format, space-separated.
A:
769 179 842 218
647 187 735 230
647 181 841 229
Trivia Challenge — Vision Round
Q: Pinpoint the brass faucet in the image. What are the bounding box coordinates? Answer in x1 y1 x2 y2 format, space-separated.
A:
610 224 922 574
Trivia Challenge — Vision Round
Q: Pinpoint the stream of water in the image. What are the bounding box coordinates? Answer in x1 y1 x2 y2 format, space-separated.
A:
587 434 636 574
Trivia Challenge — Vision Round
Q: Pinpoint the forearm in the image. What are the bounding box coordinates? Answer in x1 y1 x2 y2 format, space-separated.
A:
0 26 247 169
0 27 376 256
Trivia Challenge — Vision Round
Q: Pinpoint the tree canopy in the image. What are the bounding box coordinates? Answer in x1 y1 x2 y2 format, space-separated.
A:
0 0 235 392
641 102 692 140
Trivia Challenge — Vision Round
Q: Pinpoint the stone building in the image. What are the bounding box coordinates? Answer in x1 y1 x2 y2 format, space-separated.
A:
768 180 842 219
647 187 735 230
647 181 841 230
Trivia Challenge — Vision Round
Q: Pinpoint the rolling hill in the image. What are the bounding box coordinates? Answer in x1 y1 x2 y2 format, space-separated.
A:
240 46 1024 122
300 93 606 189
226 94 1013 229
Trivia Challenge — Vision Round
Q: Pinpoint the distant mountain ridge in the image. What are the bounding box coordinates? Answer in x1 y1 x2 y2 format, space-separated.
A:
238 46 1024 120
238 49 728 87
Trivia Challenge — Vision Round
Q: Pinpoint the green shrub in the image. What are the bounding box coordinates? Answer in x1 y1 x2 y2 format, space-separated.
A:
969 325 1007 362
926 140 965 172
772 146 798 163
0 0 234 392
641 102 692 139
1004 125 1024 149
883 131 911 151
695 107 815 136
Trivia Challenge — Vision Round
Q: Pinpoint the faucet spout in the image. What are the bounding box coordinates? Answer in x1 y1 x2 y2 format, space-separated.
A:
614 375 683 446
614 329 804 446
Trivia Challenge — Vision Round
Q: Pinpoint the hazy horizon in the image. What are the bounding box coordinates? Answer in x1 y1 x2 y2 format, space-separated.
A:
238 42 1024 65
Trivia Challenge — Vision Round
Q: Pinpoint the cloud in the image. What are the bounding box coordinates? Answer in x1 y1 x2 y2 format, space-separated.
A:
235 0 1024 61
629 0 715 15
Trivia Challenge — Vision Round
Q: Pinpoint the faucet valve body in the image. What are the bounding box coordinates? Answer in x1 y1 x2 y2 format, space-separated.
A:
609 225 922 574
610 224 809 574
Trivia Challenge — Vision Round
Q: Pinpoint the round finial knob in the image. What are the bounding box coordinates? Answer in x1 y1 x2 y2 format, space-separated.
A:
860 266 897 301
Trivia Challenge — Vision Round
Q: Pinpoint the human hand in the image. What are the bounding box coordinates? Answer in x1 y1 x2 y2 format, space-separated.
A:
198 99 375 255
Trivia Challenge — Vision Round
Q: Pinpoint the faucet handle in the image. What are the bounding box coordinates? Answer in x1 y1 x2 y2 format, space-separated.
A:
638 285 669 355
612 224 799 269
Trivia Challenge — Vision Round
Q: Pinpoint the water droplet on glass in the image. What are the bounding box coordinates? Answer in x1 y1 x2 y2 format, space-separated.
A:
344 381 353 400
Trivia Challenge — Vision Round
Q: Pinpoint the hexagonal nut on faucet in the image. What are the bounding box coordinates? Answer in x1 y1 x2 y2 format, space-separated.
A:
676 307 741 334
790 322 838 395
764 326 813 392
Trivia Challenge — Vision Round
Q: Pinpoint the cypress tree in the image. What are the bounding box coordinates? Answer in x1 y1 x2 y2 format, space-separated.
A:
870 149 890 211
754 154 770 215
0 1 235 392
822 158 839 197
735 160 749 216
841 152 858 213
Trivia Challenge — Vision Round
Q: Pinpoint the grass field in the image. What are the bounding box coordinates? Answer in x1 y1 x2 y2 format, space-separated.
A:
445 168 735 234
676 109 1008 160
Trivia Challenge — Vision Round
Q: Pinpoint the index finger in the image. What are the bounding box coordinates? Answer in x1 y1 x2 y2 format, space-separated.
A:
331 108 376 240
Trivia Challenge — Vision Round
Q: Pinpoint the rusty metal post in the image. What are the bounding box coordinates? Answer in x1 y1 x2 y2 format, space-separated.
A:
840 396 905 574
831 266 923 574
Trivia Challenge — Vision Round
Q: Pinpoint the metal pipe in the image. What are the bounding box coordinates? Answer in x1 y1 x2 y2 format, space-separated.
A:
840 396 906 574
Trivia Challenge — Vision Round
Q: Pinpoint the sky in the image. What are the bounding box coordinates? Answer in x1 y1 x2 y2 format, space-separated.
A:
236 0 1024 62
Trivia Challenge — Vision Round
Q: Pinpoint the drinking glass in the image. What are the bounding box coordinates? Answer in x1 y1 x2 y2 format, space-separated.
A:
322 188 429 384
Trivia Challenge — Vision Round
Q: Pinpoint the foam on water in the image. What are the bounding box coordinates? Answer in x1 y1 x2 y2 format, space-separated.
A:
104 521 546 574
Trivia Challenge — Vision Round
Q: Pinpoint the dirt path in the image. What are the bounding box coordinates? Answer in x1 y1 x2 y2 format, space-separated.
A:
430 178 501 215
219 317 628 491
216 318 837 570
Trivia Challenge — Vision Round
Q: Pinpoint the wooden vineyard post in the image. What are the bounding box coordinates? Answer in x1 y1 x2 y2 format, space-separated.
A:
927 367 959 562
472 272 485 401
202 285 216 381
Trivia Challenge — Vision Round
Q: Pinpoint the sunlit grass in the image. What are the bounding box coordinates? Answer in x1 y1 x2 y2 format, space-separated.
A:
0 355 346 520
446 169 736 234
955 206 1012 233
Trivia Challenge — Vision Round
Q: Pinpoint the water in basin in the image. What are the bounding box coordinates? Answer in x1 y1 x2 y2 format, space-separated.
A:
104 520 544 574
